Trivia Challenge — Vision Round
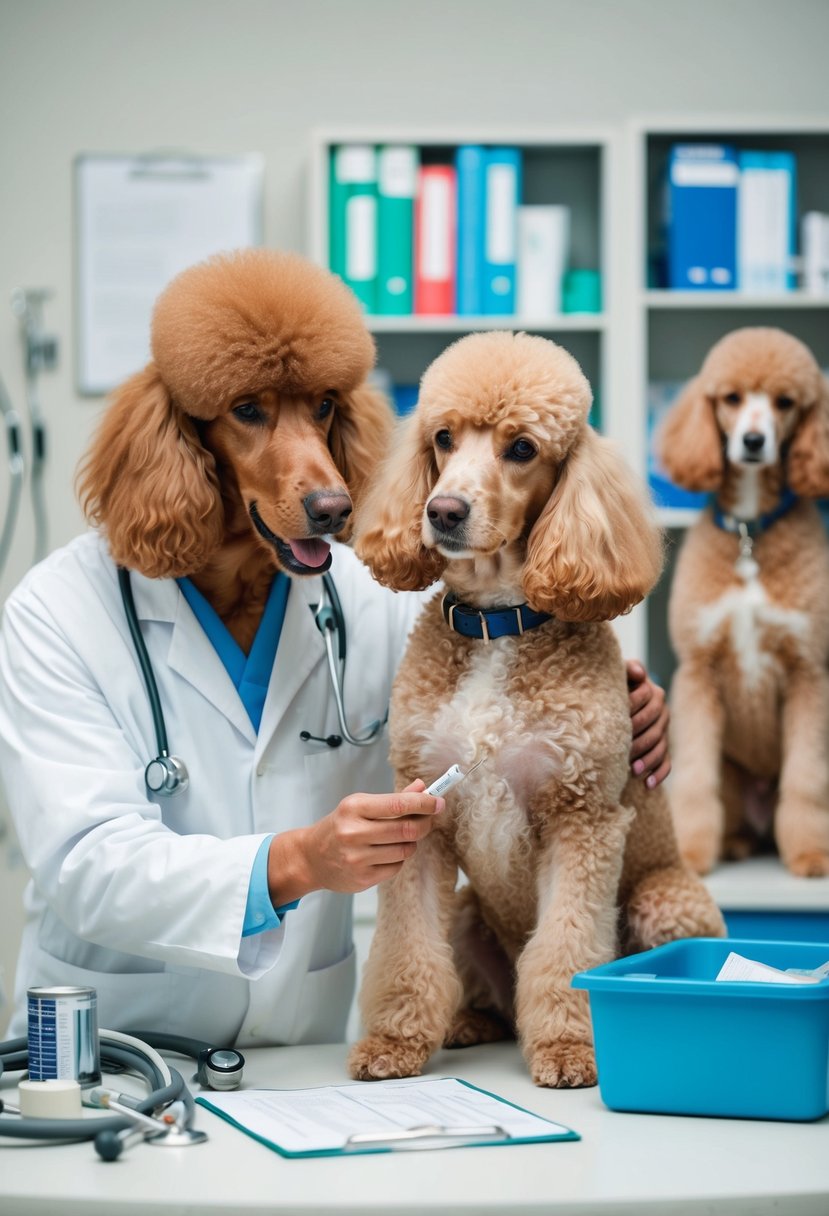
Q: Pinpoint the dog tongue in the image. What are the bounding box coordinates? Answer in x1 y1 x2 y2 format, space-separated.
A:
288 538 331 568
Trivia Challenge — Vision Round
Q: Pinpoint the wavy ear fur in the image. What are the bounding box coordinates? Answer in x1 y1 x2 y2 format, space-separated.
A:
787 376 829 498
656 375 723 491
522 427 664 622
77 364 224 578
353 412 447 591
328 382 396 540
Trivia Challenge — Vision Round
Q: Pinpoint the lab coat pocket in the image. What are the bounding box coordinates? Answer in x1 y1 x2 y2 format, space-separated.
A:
289 945 356 1045
32 949 190 1033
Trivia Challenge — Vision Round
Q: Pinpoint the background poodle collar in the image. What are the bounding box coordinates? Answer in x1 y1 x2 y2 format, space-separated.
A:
712 487 799 539
441 593 552 642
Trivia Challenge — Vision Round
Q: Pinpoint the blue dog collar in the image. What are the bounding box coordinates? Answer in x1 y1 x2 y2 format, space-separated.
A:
441 593 552 642
712 487 799 538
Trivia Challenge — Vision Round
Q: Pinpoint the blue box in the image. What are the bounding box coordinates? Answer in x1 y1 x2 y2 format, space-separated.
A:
668 144 738 290
573 938 829 1121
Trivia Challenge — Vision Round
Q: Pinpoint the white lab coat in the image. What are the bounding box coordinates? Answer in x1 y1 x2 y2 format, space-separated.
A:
0 532 426 1047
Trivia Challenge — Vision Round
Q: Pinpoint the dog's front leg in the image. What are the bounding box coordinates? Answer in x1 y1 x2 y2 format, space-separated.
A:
668 660 727 874
348 828 462 1080
776 665 829 876
516 799 634 1089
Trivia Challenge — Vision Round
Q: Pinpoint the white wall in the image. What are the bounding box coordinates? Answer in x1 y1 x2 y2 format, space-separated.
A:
1 0 828 1028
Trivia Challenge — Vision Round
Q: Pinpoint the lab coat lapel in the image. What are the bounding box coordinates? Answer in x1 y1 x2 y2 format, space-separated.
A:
129 571 257 745
255 574 325 759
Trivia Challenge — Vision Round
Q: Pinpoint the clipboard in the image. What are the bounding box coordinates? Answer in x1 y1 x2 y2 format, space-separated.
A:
196 1075 579 1158
74 151 264 396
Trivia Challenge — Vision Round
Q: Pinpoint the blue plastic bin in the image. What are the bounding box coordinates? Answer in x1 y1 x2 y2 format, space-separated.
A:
572 938 829 1121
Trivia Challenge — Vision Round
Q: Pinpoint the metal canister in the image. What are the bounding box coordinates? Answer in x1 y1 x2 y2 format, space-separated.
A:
27 986 101 1086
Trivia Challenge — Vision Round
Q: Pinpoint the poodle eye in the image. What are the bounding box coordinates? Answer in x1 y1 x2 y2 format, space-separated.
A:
232 401 264 424
776 395 795 411
505 438 537 462
722 392 742 406
317 396 336 421
435 429 453 451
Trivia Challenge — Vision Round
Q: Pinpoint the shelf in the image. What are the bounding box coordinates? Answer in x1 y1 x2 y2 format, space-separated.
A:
364 313 606 334
645 290 829 310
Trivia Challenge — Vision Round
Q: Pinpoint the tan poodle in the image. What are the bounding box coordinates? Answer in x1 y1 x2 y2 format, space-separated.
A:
348 331 724 1089
78 249 393 648
658 327 829 878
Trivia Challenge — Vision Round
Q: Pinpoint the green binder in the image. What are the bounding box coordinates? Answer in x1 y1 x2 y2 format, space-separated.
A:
377 145 418 315
329 144 378 313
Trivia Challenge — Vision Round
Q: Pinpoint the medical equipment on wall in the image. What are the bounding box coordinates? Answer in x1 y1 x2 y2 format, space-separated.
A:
0 371 24 581
11 289 58 567
118 565 386 798
0 1025 244 1159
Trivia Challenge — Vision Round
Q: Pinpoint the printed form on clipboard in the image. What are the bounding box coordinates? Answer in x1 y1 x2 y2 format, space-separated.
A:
196 1076 578 1158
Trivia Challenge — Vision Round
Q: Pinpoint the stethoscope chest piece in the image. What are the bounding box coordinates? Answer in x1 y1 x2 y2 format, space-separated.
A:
145 754 189 797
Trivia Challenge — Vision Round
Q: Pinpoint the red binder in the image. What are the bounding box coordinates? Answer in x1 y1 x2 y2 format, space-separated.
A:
414 165 456 314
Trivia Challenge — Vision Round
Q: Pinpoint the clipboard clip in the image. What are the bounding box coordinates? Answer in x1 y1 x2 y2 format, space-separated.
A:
345 1123 508 1151
129 151 212 181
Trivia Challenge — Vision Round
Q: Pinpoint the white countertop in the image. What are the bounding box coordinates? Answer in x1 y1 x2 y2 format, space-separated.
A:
2 1040 827 1215
703 856 829 911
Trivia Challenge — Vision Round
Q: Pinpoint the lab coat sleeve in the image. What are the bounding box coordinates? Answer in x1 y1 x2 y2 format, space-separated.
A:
0 592 283 979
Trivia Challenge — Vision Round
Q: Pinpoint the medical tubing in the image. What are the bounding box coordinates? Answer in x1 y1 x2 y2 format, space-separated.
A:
126 1030 214 1061
117 567 170 755
321 572 346 661
100 1027 173 1087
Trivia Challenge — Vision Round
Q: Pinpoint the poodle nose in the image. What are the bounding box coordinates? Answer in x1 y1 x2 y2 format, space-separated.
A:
427 495 469 533
304 490 352 534
743 431 766 454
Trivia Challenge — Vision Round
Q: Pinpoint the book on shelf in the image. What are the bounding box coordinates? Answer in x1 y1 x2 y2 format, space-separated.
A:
737 151 797 293
414 164 457 315
800 211 829 295
667 144 739 290
329 144 378 313
377 145 418 315
482 147 522 314
455 144 487 315
647 381 709 511
516 205 570 317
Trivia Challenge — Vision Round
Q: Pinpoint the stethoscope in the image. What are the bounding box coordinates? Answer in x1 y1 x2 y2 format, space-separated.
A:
118 566 386 798
0 1028 244 1158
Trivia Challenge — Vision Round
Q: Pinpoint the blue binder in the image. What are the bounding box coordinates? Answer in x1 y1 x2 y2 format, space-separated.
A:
455 145 486 315
668 144 738 291
483 147 522 313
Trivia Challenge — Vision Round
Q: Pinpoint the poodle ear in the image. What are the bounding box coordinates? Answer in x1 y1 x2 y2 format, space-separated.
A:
522 427 664 622
787 377 829 498
656 376 723 492
353 412 447 591
328 382 396 540
77 364 224 578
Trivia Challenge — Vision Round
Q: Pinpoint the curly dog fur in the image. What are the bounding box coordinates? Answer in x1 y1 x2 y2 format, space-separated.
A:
658 327 829 877
77 249 393 649
348 331 724 1089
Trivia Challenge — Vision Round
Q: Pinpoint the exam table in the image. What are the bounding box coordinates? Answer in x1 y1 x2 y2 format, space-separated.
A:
1 1040 827 1215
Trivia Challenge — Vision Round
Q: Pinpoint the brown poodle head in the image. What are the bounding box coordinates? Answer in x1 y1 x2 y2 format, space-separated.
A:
657 327 829 498
78 249 394 579
355 331 663 622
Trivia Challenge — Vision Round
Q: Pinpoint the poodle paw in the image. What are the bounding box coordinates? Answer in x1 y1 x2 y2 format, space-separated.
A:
679 836 720 876
444 1008 512 1049
527 1039 597 1089
786 850 829 878
722 832 756 862
347 1035 432 1081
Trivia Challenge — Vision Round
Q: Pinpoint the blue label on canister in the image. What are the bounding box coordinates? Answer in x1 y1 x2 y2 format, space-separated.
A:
27 986 101 1086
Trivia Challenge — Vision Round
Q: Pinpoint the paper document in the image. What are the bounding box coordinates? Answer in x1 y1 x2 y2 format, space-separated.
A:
197 1075 578 1157
716 952 828 984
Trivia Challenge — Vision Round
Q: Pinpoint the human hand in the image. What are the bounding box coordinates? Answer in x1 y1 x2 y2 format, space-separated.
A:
626 659 671 789
268 780 444 903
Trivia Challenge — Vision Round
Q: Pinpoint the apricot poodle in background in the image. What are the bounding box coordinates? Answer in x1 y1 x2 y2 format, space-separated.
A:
79 248 393 647
348 331 724 1089
658 327 829 877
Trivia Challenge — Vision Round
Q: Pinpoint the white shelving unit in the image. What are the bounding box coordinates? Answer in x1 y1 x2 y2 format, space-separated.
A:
627 116 829 683
308 126 644 658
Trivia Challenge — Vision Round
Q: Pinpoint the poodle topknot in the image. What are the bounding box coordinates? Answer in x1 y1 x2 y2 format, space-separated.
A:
151 248 376 419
